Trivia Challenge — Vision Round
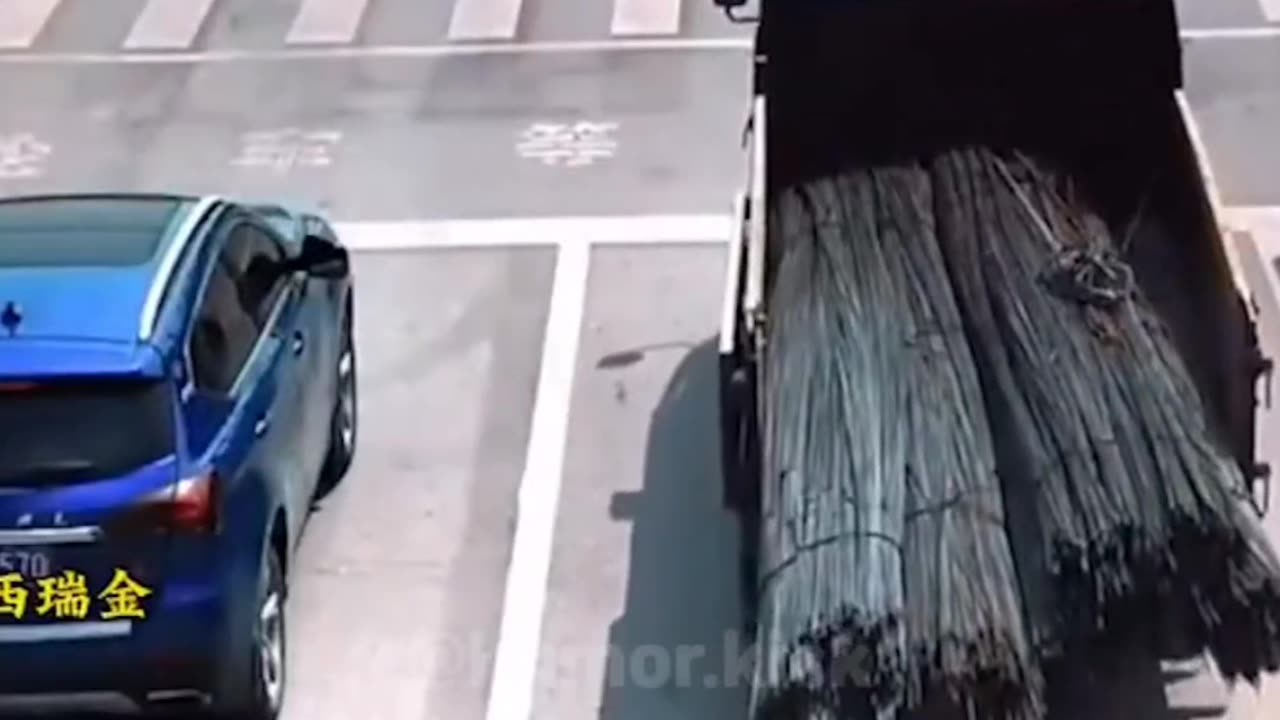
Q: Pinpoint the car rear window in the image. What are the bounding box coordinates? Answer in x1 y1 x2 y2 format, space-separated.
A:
0 197 184 267
0 380 175 487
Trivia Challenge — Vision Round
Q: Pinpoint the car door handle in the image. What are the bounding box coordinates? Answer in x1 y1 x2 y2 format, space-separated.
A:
291 332 305 356
254 414 271 437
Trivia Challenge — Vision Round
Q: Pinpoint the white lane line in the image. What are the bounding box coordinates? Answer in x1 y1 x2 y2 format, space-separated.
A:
0 37 752 64
286 0 369 45
1259 0 1280 23
334 215 732 250
1181 27 1280 40
612 0 682 36
123 0 217 50
0 0 59 50
483 240 590 720
1225 207 1280 224
448 0 524 41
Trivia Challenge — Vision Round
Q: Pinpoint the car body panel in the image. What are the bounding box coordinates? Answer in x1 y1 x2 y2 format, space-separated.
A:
0 267 158 343
0 338 166 380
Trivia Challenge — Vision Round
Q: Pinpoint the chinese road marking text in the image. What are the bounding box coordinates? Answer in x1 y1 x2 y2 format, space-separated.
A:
516 121 618 167
232 128 342 173
0 132 52 179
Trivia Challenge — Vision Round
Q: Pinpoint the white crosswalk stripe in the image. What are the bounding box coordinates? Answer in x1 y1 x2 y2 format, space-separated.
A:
0 0 1277 54
287 0 370 45
611 0 682 36
123 0 217 50
0 0 59 50
447 0 525 41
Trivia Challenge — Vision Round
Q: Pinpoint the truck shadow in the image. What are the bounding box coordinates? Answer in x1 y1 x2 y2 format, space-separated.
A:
598 337 749 720
600 337 1222 720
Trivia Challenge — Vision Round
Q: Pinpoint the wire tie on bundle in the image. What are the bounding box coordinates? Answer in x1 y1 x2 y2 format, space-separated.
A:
991 154 1136 310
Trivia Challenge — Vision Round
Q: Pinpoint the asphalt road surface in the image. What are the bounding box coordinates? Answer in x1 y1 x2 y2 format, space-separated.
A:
1 1 1280 719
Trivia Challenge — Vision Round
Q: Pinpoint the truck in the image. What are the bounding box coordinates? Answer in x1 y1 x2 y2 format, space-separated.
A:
713 0 1277 705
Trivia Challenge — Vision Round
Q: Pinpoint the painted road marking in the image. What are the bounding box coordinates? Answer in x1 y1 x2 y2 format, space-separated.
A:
1 27 1273 65
231 128 342 173
448 0 524 41
123 0 217 50
0 132 53 179
611 0 683 36
516 121 619 167
287 0 369 45
1182 27 1280 40
332 215 731 251
0 0 58 50
0 38 750 64
483 240 589 720
1260 0 1280 22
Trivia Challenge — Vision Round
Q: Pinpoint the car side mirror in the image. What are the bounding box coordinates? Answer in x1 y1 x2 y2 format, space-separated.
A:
298 235 350 279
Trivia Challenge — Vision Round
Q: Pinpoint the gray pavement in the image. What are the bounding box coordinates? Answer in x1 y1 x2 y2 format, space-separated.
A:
1 1 1280 720
1184 35 1280 206
532 245 742 720
1176 0 1273 28
0 51 748 219
283 247 554 720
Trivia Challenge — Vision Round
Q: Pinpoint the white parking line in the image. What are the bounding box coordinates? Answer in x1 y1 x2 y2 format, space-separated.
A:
483 240 589 720
0 0 59 50
286 0 370 45
123 0 217 50
611 0 683 36
448 0 525 41
333 215 732 250
1181 27 1280 40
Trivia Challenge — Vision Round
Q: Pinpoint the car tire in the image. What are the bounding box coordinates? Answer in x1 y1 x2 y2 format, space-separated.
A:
207 547 287 720
317 295 357 498
247 549 287 720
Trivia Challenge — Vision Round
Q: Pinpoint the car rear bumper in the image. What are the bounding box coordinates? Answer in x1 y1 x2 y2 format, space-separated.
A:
0 575 226 704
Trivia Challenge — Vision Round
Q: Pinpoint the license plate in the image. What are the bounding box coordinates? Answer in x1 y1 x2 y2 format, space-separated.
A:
0 547 54 580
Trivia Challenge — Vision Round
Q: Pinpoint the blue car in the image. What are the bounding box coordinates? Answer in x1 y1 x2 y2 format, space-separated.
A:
0 193 358 718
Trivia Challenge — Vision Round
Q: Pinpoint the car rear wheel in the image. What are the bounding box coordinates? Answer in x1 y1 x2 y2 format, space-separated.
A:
317 296 356 498
208 548 286 720
247 549 287 720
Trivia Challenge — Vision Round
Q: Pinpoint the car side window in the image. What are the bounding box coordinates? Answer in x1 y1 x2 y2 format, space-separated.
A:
188 219 291 394
227 224 289 328
190 257 258 394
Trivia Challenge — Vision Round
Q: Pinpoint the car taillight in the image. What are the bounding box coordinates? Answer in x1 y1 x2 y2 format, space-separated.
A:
111 472 221 536
167 473 220 533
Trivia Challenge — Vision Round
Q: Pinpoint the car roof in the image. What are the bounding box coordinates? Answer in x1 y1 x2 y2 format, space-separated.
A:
0 193 220 345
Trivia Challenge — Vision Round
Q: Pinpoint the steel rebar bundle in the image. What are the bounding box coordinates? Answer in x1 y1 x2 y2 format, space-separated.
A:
753 172 909 720
929 146 1280 679
753 164 1041 720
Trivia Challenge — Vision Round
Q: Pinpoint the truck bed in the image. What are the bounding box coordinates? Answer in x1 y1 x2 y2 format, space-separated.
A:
720 0 1264 511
